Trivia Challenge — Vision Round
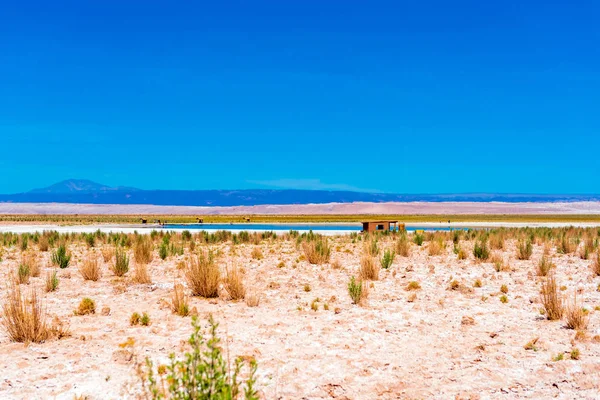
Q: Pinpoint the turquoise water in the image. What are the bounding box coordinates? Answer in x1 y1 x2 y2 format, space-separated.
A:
164 223 466 232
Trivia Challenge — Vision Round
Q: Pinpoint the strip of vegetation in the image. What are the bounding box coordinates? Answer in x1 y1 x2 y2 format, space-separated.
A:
2 213 600 225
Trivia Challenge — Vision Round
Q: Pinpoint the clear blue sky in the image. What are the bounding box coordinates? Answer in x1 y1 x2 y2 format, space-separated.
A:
1 1 598 194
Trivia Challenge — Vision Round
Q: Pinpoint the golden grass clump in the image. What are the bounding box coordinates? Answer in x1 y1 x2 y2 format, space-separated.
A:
16 264 30 285
541 274 564 320
79 256 102 281
245 289 261 307
133 262 152 284
1 281 49 343
134 237 154 265
224 265 246 300
171 283 189 316
592 250 600 276
102 246 115 263
302 237 331 264
45 270 59 292
250 247 263 260
74 298 96 316
185 250 220 298
395 235 410 257
331 258 342 269
537 255 555 277
427 239 443 256
38 236 49 252
21 252 40 277
359 254 379 281
565 295 589 330
489 233 505 250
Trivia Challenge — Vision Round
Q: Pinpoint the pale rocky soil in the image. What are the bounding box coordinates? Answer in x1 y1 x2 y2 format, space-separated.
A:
1 234 600 399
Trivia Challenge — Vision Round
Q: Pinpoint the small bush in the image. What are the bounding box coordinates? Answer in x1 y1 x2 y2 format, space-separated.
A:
571 348 580 360
396 235 410 257
138 315 258 399
1 281 49 343
185 250 220 298
348 276 368 305
500 284 508 294
130 312 141 325
359 254 379 281
171 283 189 316
21 253 40 277
133 262 152 284
45 270 59 292
140 312 151 326
302 237 331 264
473 239 490 261
134 238 154 265
537 256 555 277
413 232 424 246
541 274 564 320
250 247 263 260
74 298 96 316
17 264 30 285
565 295 589 330
112 248 130 277
79 256 102 281
592 251 600 276
500 295 508 303
51 245 71 269
225 265 246 300
380 249 395 269
406 281 421 291
517 239 533 260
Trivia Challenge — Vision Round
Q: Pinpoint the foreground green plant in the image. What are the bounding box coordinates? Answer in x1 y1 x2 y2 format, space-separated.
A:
51 245 71 269
380 249 394 269
139 315 258 399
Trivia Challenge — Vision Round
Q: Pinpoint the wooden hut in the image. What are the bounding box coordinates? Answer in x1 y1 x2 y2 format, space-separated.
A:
361 220 399 233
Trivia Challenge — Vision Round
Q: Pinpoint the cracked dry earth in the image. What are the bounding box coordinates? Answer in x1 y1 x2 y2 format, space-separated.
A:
1 233 600 399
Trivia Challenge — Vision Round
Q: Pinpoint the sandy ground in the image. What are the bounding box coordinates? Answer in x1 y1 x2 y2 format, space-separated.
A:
1 235 600 399
1 201 600 215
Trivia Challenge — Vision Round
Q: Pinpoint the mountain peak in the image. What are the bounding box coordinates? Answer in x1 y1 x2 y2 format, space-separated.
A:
29 179 138 194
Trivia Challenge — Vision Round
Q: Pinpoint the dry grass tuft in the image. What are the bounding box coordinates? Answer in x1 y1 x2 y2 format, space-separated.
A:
1 281 50 343
133 262 152 284
134 238 154 265
541 274 564 320
537 255 555 277
185 250 220 298
79 256 102 281
302 238 331 264
102 246 115 263
250 247 263 260
74 298 96 316
171 283 189 316
396 235 411 257
45 270 59 292
331 258 342 269
224 265 246 300
359 254 379 281
516 239 533 260
21 252 40 277
592 251 600 276
427 239 443 256
565 295 589 330
245 289 261 307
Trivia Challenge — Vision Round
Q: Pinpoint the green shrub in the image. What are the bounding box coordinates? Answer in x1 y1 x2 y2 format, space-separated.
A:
112 248 130 276
517 239 533 260
348 276 366 305
380 249 394 269
413 232 424 246
473 239 490 260
140 315 258 399
51 245 71 269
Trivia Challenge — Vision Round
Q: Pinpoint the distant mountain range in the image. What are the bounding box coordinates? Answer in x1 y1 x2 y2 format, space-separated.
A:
0 179 599 206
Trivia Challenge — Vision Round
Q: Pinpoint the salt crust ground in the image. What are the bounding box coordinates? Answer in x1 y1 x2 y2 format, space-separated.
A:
0 236 599 399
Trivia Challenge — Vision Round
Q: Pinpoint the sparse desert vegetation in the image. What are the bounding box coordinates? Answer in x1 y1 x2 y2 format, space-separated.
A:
0 226 600 398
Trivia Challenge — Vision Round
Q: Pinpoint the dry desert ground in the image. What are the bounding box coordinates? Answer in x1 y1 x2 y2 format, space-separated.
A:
1 228 600 399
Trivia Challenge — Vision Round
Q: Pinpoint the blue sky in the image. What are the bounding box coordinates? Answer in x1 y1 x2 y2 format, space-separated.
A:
1 1 598 194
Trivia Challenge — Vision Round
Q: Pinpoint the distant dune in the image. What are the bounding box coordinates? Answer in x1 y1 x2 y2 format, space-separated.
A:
1 201 600 215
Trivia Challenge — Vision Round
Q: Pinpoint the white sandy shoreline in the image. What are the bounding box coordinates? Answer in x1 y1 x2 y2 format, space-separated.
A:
2 221 600 236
